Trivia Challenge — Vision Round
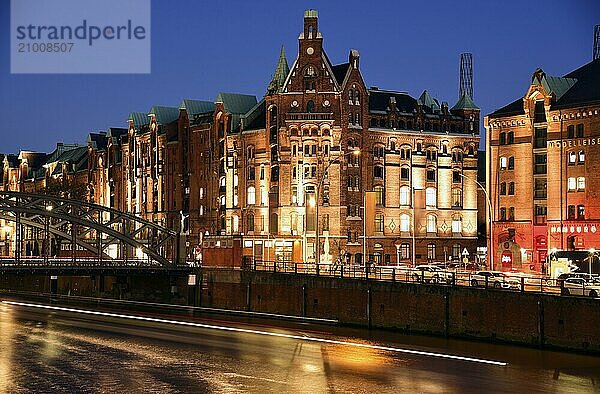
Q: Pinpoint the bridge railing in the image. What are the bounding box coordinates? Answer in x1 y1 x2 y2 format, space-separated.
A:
0 257 165 269
245 260 598 299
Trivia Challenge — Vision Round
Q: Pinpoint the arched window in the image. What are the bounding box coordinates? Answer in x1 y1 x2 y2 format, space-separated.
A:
220 176 226 187
348 90 353 104
568 151 576 164
220 195 226 206
399 186 410 206
400 214 410 232
426 187 436 207
355 90 360 104
270 213 278 234
307 100 315 113
355 113 360 125
390 140 396 151
427 214 437 233
247 213 255 232
247 186 256 205
508 156 515 170
247 146 255 159
579 150 585 163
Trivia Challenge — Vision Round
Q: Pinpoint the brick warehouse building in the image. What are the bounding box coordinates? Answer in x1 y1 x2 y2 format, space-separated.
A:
485 58 600 272
1 10 481 265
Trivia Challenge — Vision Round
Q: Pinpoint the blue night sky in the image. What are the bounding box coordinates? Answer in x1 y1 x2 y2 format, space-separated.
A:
0 0 598 153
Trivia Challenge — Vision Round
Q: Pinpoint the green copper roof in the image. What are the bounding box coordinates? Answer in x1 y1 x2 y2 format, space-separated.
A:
128 112 149 127
267 46 290 94
451 93 479 111
179 99 215 115
417 90 440 112
532 69 577 101
149 106 180 125
215 92 257 115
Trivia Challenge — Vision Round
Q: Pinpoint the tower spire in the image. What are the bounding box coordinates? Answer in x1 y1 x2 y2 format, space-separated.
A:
267 46 290 94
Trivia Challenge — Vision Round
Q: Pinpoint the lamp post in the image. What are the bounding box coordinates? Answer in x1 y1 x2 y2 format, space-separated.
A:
314 148 360 266
457 173 494 270
588 248 596 275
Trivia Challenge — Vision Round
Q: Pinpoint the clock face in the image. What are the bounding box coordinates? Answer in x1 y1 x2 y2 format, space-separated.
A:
306 47 314 55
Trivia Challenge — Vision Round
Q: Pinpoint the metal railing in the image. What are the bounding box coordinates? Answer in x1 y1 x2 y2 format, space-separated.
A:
243 260 600 299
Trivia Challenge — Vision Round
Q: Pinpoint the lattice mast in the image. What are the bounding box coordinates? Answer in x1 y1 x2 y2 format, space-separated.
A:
594 25 600 60
459 53 473 99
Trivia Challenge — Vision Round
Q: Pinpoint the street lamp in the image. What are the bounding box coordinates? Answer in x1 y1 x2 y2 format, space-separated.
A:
314 148 360 266
457 173 494 270
588 248 596 275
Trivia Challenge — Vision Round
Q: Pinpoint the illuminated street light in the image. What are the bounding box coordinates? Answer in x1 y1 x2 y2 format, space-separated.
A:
46 205 53 211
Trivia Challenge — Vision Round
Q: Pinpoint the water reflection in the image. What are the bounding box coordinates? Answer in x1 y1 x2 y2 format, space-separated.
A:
0 301 599 392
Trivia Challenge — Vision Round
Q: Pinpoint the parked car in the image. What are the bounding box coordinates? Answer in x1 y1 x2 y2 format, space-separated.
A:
553 272 599 286
561 277 600 297
470 271 521 289
412 265 454 284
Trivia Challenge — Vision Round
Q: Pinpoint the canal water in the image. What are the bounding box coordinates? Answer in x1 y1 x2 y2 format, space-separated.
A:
1 299 599 393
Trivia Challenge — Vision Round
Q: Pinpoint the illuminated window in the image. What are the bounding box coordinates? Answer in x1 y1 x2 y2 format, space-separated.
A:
399 186 410 206
247 186 256 205
400 214 410 232
199 188 204 199
247 213 254 232
220 176 226 187
400 243 410 259
427 243 436 260
427 214 437 233
291 186 297 205
577 177 585 190
568 177 576 191
500 157 507 170
232 215 239 233
426 187 437 207
579 150 585 163
452 189 462 207
233 194 238 207
568 151 576 164
220 195 225 206
261 186 268 205
452 244 461 258
452 217 462 233
374 213 384 233
374 186 385 206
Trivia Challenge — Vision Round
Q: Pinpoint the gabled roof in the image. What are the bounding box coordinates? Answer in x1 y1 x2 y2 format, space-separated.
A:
4 154 19 168
128 112 149 127
179 99 215 116
44 143 81 164
149 106 179 125
267 46 290 94
368 89 418 114
87 132 108 150
241 98 266 131
418 90 441 112
215 93 257 115
489 58 600 118
451 93 479 111
106 128 127 145
331 62 350 86
50 146 88 176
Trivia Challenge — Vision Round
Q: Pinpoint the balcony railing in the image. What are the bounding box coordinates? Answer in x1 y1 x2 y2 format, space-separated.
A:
286 112 334 121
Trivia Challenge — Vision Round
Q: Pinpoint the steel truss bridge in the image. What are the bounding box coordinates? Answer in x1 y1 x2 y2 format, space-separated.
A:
0 191 186 270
